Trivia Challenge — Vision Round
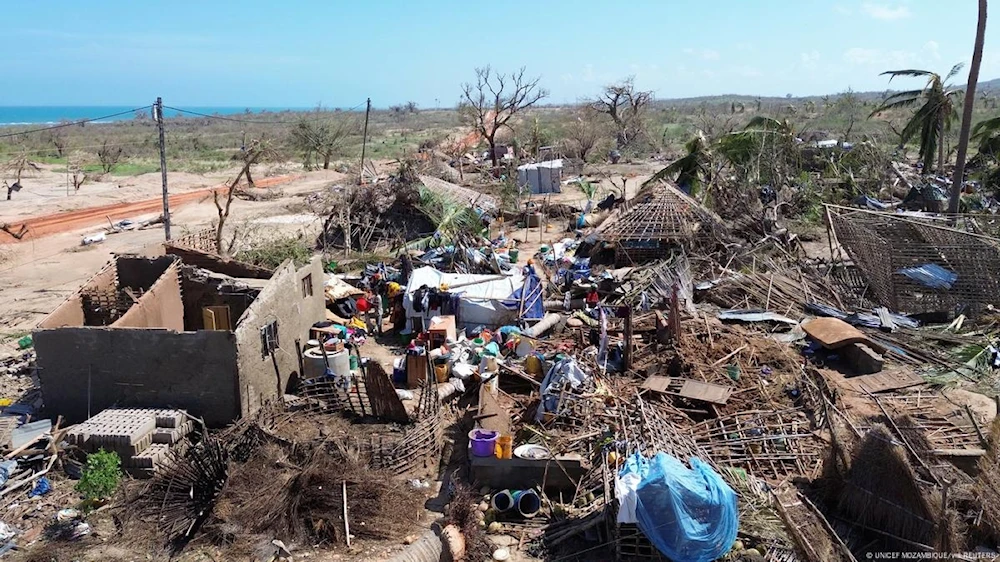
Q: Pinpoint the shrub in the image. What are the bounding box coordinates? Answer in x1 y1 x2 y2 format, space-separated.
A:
237 235 313 269
76 449 122 503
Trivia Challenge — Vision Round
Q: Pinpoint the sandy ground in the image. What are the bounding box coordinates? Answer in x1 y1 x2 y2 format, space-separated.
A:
0 164 240 224
0 168 344 332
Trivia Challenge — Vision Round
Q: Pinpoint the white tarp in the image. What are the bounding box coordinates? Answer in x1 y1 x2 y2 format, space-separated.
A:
403 266 525 330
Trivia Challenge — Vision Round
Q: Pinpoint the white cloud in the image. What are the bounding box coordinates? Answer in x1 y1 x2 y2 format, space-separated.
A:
924 40 941 61
732 66 762 78
801 51 821 64
834 4 853 15
843 47 920 68
682 47 721 61
861 3 911 21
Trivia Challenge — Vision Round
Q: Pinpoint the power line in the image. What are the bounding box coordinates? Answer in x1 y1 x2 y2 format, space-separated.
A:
0 106 153 139
163 103 370 125
1 130 280 158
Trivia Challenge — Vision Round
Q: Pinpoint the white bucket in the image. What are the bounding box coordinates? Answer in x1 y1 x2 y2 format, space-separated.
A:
303 349 353 391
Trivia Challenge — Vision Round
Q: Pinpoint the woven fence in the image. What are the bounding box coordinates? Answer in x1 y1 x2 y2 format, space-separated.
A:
828 205 1000 318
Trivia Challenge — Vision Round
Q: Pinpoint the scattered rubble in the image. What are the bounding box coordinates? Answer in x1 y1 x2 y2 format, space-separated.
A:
5 163 1000 561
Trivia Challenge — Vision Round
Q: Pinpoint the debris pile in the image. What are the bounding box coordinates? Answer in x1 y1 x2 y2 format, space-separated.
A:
12 170 1000 562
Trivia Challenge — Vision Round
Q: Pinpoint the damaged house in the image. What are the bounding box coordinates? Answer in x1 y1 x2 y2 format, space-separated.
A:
32 245 324 426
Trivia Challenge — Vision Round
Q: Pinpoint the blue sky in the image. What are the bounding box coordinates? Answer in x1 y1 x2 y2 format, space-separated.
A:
1 0 993 107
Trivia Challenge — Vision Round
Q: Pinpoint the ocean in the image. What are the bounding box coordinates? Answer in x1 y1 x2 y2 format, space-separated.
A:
0 106 309 125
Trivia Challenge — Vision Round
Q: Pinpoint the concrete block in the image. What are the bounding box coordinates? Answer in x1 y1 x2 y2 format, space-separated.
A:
153 410 184 429
151 428 180 445
843 342 884 375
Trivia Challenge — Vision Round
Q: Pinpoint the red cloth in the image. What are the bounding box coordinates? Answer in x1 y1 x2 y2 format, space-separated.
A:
356 297 370 312
585 291 599 305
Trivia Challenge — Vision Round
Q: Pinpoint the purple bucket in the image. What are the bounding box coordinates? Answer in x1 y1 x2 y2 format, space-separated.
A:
468 429 499 457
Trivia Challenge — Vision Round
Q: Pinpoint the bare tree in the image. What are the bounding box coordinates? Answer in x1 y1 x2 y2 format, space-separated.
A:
215 139 277 254
563 108 603 161
590 76 653 150
833 89 863 143
291 114 358 170
67 150 89 191
97 140 124 174
2 149 40 200
459 66 548 167
44 129 66 158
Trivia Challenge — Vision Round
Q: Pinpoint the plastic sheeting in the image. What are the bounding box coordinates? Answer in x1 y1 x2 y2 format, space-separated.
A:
507 273 544 320
618 452 738 562
403 267 524 329
534 357 588 422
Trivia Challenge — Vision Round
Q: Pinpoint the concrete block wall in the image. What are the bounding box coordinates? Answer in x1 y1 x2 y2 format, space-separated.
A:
234 258 325 417
113 262 184 330
34 329 240 427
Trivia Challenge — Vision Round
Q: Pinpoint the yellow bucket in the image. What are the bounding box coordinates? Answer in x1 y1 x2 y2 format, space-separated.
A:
525 355 543 376
434 363 450 383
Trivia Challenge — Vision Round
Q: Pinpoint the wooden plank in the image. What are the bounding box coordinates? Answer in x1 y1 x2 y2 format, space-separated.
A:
364 362 410 423
642 376 733 405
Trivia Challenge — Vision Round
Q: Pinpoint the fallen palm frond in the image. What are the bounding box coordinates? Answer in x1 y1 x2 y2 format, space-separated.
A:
215 446 425 545
131 434 230 550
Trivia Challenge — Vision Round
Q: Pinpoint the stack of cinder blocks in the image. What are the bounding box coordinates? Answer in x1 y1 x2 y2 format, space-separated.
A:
67 408 194 477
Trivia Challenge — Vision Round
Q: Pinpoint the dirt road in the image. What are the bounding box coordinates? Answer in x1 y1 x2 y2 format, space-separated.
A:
0 175 300 242
0 170 342 333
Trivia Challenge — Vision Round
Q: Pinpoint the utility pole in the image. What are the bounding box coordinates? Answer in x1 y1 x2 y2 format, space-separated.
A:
155 97 171 240
359 98 371 185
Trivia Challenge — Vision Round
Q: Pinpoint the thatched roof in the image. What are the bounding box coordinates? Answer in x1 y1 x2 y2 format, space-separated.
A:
597 180 725 243
418 175 497 212
838 425 938 546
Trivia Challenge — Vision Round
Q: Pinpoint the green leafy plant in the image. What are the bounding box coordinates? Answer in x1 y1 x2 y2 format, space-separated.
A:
577 179 597 201
76 449 122 503
237 235 313 269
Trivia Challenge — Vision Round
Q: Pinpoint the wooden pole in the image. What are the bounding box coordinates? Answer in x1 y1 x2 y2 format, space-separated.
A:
359 98 371 185
155 97 171 240
343 480 351 547
623 305 633 371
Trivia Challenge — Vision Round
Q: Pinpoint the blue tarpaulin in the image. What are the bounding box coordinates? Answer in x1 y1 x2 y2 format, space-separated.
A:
896 263 958 290
619 453 738 562
508 273 544 320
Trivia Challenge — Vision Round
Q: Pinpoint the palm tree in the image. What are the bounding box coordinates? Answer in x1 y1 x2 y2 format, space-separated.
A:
972 116 1000 160
647 117 799 195
646 132 713 195
870 64 965 173
948 0 988 215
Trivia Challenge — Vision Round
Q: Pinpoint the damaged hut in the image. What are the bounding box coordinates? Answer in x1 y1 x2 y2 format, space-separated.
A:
596 180 726 266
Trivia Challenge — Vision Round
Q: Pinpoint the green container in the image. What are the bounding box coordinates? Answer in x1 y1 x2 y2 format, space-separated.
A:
509 249 519 263
349 355 360 370
17 336 32 350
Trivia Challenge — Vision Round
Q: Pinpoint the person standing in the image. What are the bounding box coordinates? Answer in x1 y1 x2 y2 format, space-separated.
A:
372 288 384 336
